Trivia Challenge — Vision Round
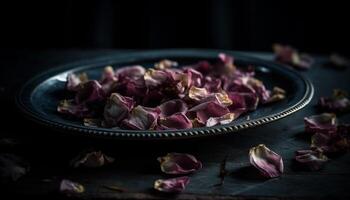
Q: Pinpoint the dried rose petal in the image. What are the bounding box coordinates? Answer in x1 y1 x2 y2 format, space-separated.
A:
249 144 284 178
265 87 286 103
103 93 134 127
154 176 190 193
57 99 92 118
329 54 349 69
144 69 171 88
318 89 350 113
304 113 337 135
204 76 222 92
228 92 258 112
206 113 236 127
75 80 106 104
215 53 236 75
311 132 349 153
0 154 30 182
273 44 314 69
70 151 114 168
187 101 230 124
159 99 188 117
201 91 233 107
66 73 88 92
60 179 85 194
188 86 209 101
122 105 160 130
295 149 328 171
158 153 202 175
183 68 203 88
155 59 178 70
115 65 146 80
157 113 193 130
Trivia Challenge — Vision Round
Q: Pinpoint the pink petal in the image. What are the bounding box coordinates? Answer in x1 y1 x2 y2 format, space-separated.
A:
159 99 188 117
115 65 146 80
70 151 114 168
158 153 202 174
60 179 85 194
103 93 134 127
57 99 92 118
249 144 284 178
121 105 160 130
187 101 230 124
66 73 88 92
75 80 106 104
295 149 328 171
154 176 190 193
304 113 337 135
157 113 193 130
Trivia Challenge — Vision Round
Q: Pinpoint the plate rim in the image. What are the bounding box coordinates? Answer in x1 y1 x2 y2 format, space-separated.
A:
16 49 314 140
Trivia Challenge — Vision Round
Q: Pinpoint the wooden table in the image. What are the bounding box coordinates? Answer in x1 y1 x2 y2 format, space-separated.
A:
1 50 350 199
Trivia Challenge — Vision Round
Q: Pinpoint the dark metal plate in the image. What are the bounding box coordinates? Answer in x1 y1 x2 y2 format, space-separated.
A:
16 49 314 140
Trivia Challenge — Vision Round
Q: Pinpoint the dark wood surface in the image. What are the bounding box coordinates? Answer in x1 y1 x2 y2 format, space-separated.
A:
1 50 350 199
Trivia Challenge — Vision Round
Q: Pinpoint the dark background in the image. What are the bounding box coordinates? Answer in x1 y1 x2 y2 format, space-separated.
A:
0 0 349 55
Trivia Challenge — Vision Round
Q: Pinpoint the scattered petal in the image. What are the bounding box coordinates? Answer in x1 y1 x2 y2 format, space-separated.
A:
158 153 202 175
60 179 85 194
249 144 284 178
304 113 337 135
318 89 350 113
329 54 349 69
295 149 328 171
0 154 30 183
70 151 114 168
273 43 314 69
154 176 190 193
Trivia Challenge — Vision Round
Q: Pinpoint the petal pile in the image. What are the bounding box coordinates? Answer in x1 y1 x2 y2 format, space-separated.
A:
58 54 286 130
249 144 284 178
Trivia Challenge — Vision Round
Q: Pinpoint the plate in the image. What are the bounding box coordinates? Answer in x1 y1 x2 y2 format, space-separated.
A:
16 49 314 140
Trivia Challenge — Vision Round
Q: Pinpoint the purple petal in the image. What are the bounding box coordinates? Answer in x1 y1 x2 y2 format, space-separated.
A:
57 99 92 118
304 113 337 135
70 151 114 168
183 68 203 88
103 93 134 127
295 149 328 171
214 53 236 75
60 179 85 194
273 44 313 69
318 89 350 113
159 99 188 117
249 144 284 178
158 153 202 174
187 101 230 124
154 176 190 193
121 105 160 130
144 69 172 88
157 113 193 130
66 73 88 92
75 80 106 104
227 92 258 112
115 65 146 80
203 76 222 93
